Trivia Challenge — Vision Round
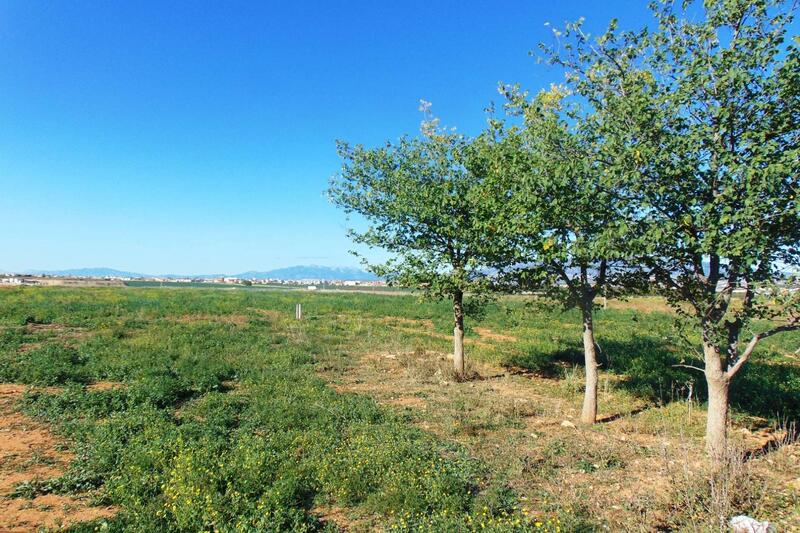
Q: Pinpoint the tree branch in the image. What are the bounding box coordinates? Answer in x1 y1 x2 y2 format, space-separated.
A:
672 363 706 373
726 320 800 379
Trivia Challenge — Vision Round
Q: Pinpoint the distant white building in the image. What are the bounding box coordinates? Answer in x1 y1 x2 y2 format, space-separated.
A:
0 277 22 285
307 285 318 291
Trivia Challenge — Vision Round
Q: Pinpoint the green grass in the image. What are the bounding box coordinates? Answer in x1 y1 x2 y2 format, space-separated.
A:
0 288 566 531
0 286 796 531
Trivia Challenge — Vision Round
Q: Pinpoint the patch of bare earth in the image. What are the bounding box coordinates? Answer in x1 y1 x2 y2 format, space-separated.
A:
377 316 435 329
376 317 495 349
0 384 116 531
473 327 517 343
320 342 800 530
171 313 250 325
19 323 93 353
312 504 379 532
86 380 125 392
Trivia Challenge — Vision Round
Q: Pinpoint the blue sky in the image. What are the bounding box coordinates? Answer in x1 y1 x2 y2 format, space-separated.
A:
1 0 653 274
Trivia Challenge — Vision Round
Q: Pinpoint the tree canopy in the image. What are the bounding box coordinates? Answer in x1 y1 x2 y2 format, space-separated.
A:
329 0 800 463
328 110 515 376
491 84 645 423
536 0 800 460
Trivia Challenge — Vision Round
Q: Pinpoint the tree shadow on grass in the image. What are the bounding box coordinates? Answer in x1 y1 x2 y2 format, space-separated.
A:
501 335 800 423
502 346 584 378
730 361 800 423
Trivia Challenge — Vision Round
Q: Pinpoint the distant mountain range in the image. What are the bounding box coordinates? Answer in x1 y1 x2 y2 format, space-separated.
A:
17 265 379 281
28 267 149 279
237 266 377 281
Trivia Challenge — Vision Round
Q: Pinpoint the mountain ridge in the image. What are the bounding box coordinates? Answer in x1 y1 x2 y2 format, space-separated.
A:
16 265 378 281
236 265 377 281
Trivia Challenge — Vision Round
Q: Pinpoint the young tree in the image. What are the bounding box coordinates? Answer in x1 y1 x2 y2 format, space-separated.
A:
498 86 641 424
543 0 800 461
328 107 513 378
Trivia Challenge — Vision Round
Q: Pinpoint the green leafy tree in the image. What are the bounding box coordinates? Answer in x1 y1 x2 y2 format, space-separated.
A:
498 85 643 424
542 0 800 461
328 105 514 378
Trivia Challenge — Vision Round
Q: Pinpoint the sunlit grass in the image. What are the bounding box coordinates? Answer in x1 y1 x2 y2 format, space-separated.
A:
0 286 796 531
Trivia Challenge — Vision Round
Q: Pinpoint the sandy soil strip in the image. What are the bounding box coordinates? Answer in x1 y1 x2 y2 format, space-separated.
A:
0 384 116 532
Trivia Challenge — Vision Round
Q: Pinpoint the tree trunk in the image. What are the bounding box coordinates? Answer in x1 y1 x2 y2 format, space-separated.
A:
703 343 730 465
453 290 465 378
581 298 599 424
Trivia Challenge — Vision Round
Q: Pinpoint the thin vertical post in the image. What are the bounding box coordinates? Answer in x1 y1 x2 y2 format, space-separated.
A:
295 303 302 320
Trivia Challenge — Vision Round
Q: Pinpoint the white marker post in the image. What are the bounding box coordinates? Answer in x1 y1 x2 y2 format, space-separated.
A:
295 303 302 320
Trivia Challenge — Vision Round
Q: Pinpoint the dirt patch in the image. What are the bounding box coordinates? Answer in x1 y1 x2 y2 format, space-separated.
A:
17 342 43 353
473 327 518 343
378 316 435 329
0 384 116 531
318 345 800 530
171 314 250 326
24 324 91 339
395 328 493 349
312 504 380 531
2 494 116 532
385 395 428 409
24 323 68 333
372 316 495 349
19 323 93 353
86 380 125 392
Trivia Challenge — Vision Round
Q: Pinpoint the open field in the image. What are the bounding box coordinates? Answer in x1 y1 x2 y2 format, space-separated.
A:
0 287 798 532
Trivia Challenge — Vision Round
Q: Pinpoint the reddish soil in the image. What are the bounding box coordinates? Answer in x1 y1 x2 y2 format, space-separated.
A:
0 384 116 532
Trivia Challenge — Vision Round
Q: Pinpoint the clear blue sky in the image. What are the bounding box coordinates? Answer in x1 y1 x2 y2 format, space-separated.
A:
1 0 652 274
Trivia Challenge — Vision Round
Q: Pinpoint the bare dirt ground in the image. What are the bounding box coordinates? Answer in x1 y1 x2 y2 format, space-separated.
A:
171 313 251 325
19 323 93 354
320 322 800 531
0 384 116 532
473 327 518 343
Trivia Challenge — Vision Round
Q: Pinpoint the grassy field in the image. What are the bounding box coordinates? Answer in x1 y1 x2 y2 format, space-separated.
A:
0 287 797 532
